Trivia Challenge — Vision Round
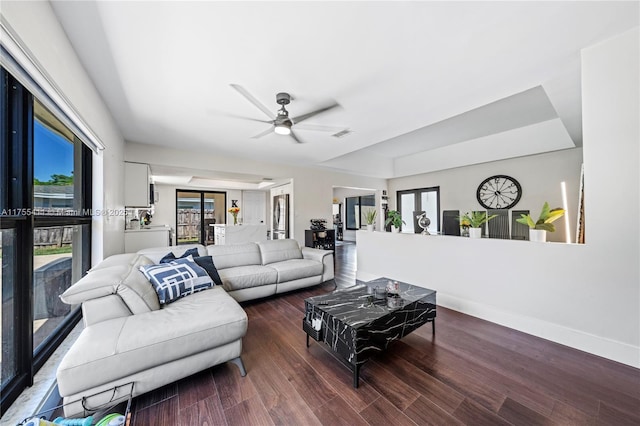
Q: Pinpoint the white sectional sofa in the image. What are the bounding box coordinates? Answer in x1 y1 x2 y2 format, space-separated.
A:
56 239 334 416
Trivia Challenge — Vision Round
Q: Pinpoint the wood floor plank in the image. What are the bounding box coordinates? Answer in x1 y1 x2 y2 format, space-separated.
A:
301 342 381 413
312 395 369 426
213 362 258 411
549 400 597 425
404 396 465 426
223 395 275 426
372 352 466 414
177 368 216 410
452 398 513 426
597 400 640 426
179 394 227 426
358 396 417 426
497 396 553 426
359 360 420 411
133 394 179 425
133 382 177 411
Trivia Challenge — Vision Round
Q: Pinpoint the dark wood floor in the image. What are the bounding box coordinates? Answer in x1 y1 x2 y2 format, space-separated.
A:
130 241 640 425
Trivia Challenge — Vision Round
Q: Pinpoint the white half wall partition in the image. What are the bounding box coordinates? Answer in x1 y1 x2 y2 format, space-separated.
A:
356 231 638 367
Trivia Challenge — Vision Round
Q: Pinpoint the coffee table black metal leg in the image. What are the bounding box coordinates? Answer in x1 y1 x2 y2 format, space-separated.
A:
306 334 310 348
353 364 361 388
432 319 435 335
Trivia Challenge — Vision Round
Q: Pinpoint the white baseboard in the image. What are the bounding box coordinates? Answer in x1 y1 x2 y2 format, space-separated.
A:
437 292 640 368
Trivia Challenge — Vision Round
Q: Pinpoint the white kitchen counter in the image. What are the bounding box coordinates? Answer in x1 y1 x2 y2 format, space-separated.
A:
212 224 267 245
124 226 171 252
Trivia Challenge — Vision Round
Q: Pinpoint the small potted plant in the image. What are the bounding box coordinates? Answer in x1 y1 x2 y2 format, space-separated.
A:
459 211 498 238
364 209 377 232
516 202 565 242
385 210 405 233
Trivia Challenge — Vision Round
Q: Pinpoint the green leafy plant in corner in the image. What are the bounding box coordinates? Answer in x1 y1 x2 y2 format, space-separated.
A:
385 210 406 229
364 209 377 225
459 211 498 228
516 202 565 232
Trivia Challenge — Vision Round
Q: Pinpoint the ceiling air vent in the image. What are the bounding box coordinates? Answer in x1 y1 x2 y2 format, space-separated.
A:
332 129 352 138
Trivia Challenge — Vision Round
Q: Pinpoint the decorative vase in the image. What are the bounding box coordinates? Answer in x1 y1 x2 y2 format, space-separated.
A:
529 229 546 242
233 215 238 225
391 226 400 233
366 224 374 232
469 228 482 239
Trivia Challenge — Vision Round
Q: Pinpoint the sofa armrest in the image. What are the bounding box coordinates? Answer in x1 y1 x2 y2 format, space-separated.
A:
301 247 335 282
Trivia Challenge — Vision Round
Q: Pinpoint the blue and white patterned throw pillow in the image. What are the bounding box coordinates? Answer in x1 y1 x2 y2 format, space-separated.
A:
139 257 214 304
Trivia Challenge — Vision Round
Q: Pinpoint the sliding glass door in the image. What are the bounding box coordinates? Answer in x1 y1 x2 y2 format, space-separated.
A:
176 190 225 245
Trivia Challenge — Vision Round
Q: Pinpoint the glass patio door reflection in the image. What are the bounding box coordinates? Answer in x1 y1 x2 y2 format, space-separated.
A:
176 190 226 245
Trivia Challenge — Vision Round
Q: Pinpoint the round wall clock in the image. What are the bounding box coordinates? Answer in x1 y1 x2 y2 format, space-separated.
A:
476 175 522 209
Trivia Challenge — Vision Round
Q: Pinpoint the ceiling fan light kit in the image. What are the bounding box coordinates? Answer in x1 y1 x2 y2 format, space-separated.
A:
274 123 291 135
230 84 342 143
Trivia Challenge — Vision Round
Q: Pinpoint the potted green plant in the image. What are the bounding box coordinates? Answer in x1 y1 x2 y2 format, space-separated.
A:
385 210 405 233
364 209 377 232
459 211 498 238
516 202 565 242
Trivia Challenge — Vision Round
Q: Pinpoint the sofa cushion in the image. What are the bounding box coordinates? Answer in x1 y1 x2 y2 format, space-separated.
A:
137 244 206 264
57 287 247 396
139 258 214 304
268 259 323 283
120 256 161 312
207 243 262 269
159 247 200 263
61 255 160 313
218 265 278 291
191 256 223 286
257 239 303 265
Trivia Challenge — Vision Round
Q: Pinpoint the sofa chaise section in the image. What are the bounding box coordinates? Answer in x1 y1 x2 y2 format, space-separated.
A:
57 248 247 416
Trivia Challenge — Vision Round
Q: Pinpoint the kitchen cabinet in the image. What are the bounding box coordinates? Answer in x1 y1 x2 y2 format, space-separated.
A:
124 162 151 207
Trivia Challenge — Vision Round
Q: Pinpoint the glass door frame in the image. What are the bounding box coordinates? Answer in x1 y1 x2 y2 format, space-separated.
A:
397 186 441 234
175 190 226 245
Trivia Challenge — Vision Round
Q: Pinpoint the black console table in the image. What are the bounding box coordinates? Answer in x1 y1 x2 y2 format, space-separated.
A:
305 229 335 251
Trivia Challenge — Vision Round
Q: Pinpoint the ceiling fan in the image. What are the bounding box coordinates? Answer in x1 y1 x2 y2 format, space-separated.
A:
230 84 342 143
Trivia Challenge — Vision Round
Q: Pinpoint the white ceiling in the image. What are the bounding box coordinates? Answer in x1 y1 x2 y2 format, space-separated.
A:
51 1 639 180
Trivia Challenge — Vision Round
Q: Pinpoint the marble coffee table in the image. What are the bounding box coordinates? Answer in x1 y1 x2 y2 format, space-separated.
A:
303 277 436 388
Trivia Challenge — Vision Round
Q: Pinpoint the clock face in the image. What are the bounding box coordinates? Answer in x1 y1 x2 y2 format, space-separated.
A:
476 175 522 209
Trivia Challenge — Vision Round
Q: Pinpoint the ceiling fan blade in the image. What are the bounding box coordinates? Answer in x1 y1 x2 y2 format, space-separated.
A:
294 123 346 132
289 130 304 144
292 102 340 124
221 112 272 124
230 84 276 120
251 126 274 139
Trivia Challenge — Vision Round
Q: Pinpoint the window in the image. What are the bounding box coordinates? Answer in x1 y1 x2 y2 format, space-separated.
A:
397 187 440 234
345 195 375 230
1 68 92 415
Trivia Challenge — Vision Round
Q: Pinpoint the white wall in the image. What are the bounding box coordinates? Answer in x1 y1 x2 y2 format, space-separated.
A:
388 148 583 242
126 142 387 246
1 1 126 260
357 28 640 367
